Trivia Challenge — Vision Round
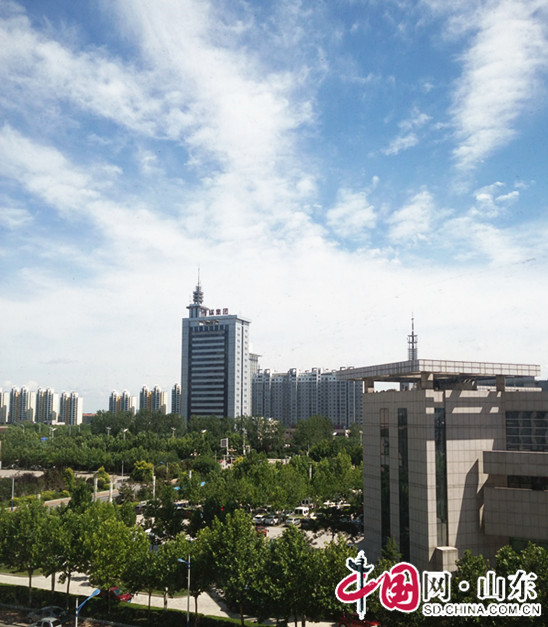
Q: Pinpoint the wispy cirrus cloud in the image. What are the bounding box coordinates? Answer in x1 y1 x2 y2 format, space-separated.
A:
449 0 548 170
383 107 431 156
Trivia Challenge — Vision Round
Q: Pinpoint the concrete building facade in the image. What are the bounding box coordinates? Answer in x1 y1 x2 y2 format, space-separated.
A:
181 282 251 420
338 359 547 572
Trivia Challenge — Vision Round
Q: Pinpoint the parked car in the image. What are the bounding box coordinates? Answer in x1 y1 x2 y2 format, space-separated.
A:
100 586 132 602
285 516 300 526
255 525 268 536
338 611 381 627
264 515 279 525
27 607 66 623
29 618 63 627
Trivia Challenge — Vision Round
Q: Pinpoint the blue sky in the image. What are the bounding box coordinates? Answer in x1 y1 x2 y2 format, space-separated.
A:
2 0 548 412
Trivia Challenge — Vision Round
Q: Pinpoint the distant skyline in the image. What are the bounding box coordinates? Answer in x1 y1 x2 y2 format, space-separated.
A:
2 0 548 412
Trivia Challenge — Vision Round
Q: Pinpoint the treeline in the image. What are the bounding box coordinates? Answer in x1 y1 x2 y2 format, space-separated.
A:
1 413 363 473
1 494 547 627
0 497 355 627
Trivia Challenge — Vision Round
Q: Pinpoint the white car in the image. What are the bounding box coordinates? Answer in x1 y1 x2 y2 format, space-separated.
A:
27 607 66 623
30 618 63 627
264 515 279 525
285 516 300 526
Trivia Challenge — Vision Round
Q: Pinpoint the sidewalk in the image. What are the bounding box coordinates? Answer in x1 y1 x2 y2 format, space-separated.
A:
0 572 334 627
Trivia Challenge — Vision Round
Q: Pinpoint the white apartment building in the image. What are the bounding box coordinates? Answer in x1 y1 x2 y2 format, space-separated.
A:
36 387 59 422
139 385 167 414
58 391 83 425
253 367 363 427
338 358 547 572
181 282 251 420
171 383 182 415
109 390 137 415
8 386 35 422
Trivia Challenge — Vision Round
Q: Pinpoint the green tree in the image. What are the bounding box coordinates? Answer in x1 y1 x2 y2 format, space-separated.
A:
292 415 335 453
1 499 49 604
131 460 154 483
261 524 317 627
39 508 64 592
201 509 266 626
88 517 149 611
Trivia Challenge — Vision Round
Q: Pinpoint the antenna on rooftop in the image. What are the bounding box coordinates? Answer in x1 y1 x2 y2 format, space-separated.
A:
408 316 418 361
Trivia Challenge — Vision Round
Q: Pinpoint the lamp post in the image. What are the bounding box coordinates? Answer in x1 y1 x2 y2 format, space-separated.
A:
178 556 191 627
49 426 56 439
75 588 100 627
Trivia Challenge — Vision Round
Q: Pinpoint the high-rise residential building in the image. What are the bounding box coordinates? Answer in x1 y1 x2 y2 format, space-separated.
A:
338 358 546 572
0 390 9 423
251 369 272 418
59 391 83 425
252 367 363 427
171 383 182 415
35 387 59 423
8 386 35 422
181 281 251 420
139 385 167 414
109 390 136 415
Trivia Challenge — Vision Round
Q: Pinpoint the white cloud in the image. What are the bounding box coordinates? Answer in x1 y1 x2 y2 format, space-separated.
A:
470 181 520 217
450 0 548 170
383 132 419 156
0 207 32 229
383 107 431 155
387 190 440 243
326 189 376 239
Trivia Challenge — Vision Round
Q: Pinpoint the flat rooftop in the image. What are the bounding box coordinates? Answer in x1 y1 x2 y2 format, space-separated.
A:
336 359 540 384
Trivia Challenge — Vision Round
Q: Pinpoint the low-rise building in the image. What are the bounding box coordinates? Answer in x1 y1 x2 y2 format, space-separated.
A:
338 358 547 571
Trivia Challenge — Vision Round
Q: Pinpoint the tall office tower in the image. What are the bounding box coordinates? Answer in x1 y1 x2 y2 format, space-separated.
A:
109 390 136 414
171 383 182 415
59 392 83 425
36 388 59 423
181 281 251 420
8 386 35 422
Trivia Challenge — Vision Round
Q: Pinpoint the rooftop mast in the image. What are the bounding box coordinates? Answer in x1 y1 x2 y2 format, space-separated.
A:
408 316 418 361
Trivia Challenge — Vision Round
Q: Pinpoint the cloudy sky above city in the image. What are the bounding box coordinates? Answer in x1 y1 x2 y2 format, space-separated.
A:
2 0 548 411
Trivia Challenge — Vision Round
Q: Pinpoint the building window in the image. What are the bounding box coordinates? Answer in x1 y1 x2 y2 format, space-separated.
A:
434 407 448 546
380 408 390 547
398 408 410 561
506 411 548 451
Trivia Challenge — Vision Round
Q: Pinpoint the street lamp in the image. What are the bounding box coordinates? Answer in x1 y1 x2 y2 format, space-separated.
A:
178 556 191 627
106 426 111 437
75 588 100 627
50 426 57 439
122 428 128 440
171 426 176 438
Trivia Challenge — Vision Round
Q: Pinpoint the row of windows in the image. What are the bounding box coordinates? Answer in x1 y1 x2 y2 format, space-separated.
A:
506 411 548 451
